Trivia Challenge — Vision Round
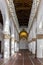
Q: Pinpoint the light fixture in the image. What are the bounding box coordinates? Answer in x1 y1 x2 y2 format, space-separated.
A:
19 29 28 39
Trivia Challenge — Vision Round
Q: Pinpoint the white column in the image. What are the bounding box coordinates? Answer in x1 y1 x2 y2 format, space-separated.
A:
32 20 36 54
15 41 19 52
29 43 32 52
37 40 43 58
37 0 43 58
0 0 10 59
28 29 32 52
10 19 15 56
11 36 15 56
11 34 15 56
32 42 36 54
3 19 10 59
14 29 19 52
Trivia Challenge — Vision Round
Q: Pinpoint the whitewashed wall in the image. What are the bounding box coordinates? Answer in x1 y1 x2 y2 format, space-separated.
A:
19 39 28 49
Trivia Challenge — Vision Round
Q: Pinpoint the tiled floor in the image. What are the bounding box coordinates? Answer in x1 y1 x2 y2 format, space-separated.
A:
0 50 43 65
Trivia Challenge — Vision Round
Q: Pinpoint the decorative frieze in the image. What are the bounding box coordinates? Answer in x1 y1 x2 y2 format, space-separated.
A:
37 34 43 39
3 34 10 39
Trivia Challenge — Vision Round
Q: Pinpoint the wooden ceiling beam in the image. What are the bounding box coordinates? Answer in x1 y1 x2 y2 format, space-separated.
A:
13 0 32 3
15 7 31 10
14 3 32 7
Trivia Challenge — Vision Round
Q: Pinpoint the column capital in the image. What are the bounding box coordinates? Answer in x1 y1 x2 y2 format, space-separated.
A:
3 34 10 39
11 37 15 41
32 38 37 41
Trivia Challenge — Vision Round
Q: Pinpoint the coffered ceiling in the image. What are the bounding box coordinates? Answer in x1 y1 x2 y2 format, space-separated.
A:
13 0 33 27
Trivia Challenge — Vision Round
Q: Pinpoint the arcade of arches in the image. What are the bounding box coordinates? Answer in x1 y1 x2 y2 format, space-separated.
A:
0 0 43 65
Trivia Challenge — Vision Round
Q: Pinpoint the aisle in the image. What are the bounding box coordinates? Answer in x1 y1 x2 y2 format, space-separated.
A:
0 50 42 65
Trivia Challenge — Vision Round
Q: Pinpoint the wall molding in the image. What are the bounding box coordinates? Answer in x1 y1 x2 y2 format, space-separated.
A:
3 34 10 39
37 34 43 39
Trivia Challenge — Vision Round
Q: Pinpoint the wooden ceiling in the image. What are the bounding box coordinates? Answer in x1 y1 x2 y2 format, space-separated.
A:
13 0 33 27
